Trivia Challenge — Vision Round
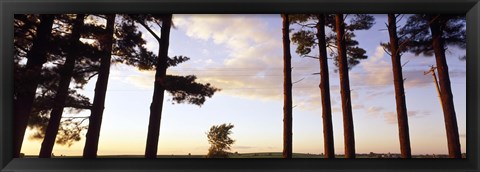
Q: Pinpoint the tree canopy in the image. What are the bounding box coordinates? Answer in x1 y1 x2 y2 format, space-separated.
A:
206 123 235 158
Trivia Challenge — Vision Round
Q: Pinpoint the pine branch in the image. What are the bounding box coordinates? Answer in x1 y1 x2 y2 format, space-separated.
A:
303 55 320 59
396 15 440 55
64 105 92 109
396 14 405 24
136 19 161 42
382 45 392 56
87 72 99 81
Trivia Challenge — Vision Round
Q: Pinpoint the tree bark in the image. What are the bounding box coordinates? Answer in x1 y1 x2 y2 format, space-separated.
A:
387 14 412 158
316 13 335 159
83 14 116 158
14 14 55 158
428 14 462 158
39 14 85 158
281 14 293 159
335 14 356 158
145 14 172 159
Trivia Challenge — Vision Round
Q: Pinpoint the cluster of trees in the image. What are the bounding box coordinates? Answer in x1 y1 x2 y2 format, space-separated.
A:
14 13 464 159
281 13 465 158
13 14 220 158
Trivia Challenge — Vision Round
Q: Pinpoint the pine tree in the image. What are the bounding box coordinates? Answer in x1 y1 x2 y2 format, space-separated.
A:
82 14 116 158
281 14 293 159
384 14 412 158
334 14 374 158
13 14 55 158
400 14 465 158
81 14 163 158
14 14 105 157
129 14 220 159
290 13 335 158
39 14 86 158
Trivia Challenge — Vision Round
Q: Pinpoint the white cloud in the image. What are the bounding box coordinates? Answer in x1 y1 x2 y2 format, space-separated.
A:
171 14 288 101
123 15 465 116
352 46 391 87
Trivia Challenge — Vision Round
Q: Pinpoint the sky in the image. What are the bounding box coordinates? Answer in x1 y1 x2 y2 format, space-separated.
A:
21 14 467 156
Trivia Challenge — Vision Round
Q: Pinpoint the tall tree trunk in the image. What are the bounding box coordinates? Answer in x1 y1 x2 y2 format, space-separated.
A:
145 14 172 159
428 15 462 158
39 14 85 158
387 14 412 158
335 14 356 158
13 15 55 158
315 13 335 159
83 14 116 158
281 14 293 159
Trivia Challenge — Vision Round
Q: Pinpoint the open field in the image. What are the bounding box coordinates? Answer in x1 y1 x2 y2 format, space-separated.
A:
23 152 462 158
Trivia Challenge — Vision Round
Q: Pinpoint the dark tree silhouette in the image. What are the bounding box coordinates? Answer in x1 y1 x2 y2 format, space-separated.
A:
384 14 412 158
281 14 293 159
144 14 172 159
14 14 105 155
206 123 235 158
130 14 220 158
290 13 334 158
400 14 465 158
80 14 172 158
83 14 116 158
39 14 86 158
334 14 374 158
13 14 55 158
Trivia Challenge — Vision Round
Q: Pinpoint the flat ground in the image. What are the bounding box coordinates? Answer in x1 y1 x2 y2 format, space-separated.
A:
23 152 456 158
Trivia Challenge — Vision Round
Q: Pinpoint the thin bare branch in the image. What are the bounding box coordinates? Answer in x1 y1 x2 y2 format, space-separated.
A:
61 116 90 119
401 60 410 67
303 55 320 59
292 77 305 84
87 72 99 81
382 46 392 56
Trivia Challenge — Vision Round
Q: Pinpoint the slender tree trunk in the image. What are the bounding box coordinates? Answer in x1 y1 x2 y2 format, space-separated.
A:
315 13 335 159
145 14 172 159
13 15 55 158
281 14 293 159
335 14 355 158
39 14 85 158
83 14 116 158
428 15 462 158
387 14 412 158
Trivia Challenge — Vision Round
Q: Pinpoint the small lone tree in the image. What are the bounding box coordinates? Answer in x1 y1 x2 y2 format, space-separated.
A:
206 123 235 158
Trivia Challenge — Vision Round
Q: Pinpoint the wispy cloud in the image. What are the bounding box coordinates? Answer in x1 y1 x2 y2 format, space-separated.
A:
125 15 465 116
171 14 292 101
384 110 431 124
367 106 384 113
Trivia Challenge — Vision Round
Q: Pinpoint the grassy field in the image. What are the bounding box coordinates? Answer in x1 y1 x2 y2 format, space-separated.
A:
22 153 406 158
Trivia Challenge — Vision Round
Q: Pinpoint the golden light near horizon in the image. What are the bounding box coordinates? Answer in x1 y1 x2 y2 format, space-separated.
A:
16 14 466 158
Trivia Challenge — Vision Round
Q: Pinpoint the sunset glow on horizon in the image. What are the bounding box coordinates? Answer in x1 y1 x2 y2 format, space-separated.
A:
19 14 466 157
